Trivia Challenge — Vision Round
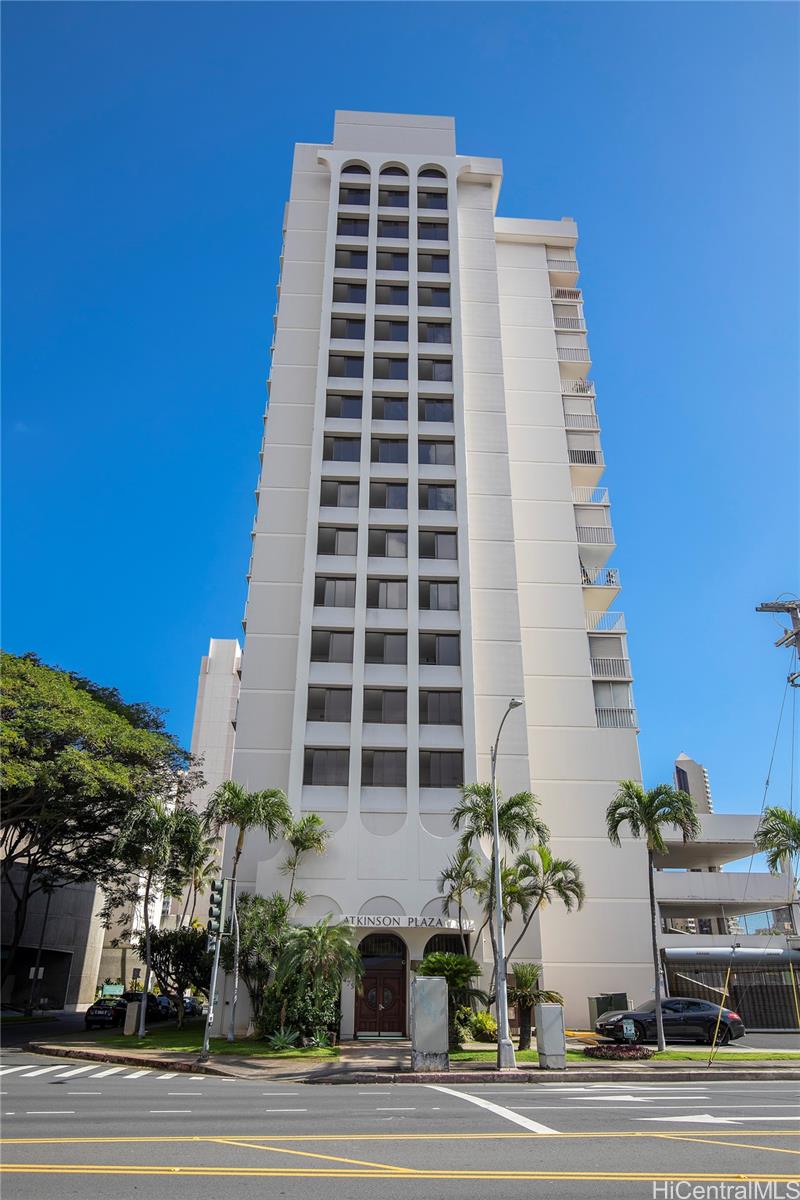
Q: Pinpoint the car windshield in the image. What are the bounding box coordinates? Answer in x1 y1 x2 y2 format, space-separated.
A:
633 1001 656 1012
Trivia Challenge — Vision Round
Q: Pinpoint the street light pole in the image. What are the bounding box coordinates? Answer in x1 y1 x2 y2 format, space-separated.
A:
491 697 523 1071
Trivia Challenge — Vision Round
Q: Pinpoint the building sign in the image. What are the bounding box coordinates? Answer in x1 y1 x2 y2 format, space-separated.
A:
340 915 475 931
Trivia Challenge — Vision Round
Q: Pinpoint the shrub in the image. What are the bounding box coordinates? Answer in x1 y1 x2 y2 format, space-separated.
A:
265 1028 299 1051
583 1043 654 1060
471 1010 498 1043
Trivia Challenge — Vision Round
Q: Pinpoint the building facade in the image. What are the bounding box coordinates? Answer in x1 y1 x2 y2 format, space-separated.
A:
210 110 656 1034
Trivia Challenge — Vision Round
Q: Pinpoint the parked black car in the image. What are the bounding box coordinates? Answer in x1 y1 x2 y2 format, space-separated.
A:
84 998 127 1030
182 996 203 1017
595 997 746 1044
121 991 168 1021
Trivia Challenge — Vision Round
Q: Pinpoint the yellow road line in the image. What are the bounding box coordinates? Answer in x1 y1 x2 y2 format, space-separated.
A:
653 1133 800 1158
214 1136 417 1173
1 1166 796 1180
2 1130 798 1145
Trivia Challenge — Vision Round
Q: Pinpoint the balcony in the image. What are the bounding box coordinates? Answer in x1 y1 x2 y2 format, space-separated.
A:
557 345 591 379
591 656 632 680
575 524 614 545
564 409 599 432
581 565 620 612
547 256 579 285
551 286 582 301
568 447 604 487
561 378 595 396
587 610 626 633
653 813 764 870
654 870 795 915
573 485 608 505
554 316 586 332
596 706 638 729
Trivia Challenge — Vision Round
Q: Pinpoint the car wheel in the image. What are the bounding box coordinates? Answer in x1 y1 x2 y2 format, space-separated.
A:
633 1022 647 1044
707 1023 731 1045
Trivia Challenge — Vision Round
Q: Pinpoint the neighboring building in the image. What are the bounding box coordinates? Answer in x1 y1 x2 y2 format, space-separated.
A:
674 752 714 813
195 109 656 1036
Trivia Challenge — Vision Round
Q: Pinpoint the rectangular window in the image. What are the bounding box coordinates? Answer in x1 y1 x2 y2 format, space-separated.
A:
419 750 463 787
376 251 409 271
366 578 408 609
372 395 408 421
330 317 366 340
310 630 354 663
365 632 407 665
378 189 409 208
419 484 456 511
333 281 367 303
328 355 364 378
419 633 460 665
419 530 457 560
338 186 369 206
314 577 356 607
370 482 408 509
419 580 459 611
378 219 408 239
371 438 408 463
362 749 407 787
317 527 358 556
418 286 450 308
320 480 359 507
419 440 455 466
418 322 451 344
368 529 408 558
374 320 408 342
418 221 448 241
326 393 363 419
337 217 368 237
376 284 409 306
335 249 368 269
420 690 462 725
323 435 360 462
419 397 454 422
307 687 352 723
418 358 453 382
417 190 448 210
363 689 407 724
373 357 408 380
418 252 449 273
303 748 350 786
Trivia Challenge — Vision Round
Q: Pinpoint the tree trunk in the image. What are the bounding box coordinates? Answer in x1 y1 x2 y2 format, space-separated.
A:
647 849 666 1052
189 886 198 926
458 901 467 955
518 1003 532 1051
138 874 152 1039
3 860 38 985
179 884 192 928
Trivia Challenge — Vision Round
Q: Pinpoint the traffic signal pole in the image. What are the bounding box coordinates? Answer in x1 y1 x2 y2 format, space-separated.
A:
198 930 224 1063
198 878 229 1063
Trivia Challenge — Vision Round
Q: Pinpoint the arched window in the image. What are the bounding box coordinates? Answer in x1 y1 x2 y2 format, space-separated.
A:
419 166 446 179
423 933 465 956
342 162 370 176
359 933 407 965
381 164 408 177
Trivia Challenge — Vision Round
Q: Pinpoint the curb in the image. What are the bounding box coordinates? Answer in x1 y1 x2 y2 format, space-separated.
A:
311 1067 800 1084
27 1042 240 1078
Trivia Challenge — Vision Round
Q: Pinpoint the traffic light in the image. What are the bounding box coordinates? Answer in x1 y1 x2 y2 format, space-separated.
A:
207 878 228 937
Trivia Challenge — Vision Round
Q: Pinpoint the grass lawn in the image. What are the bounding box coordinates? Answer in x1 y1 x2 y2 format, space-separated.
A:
83 1023 339 1059
452 1048 800 1064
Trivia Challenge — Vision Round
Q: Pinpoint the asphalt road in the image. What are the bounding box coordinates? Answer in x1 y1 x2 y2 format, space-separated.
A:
1 1050 798 1198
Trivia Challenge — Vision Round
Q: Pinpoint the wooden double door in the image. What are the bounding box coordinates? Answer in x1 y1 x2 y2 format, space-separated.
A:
354 934 406 1037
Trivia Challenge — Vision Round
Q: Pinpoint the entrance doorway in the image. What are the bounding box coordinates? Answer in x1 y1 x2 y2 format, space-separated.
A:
354 933 407 1038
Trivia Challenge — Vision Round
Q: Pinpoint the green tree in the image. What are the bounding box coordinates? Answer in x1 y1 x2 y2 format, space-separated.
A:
280 814 329 906
219 892 291 1026
137 927 212 1029
755 807 800 874
438 846 480 953
508 962 563 1051
606 780 700 1051
0 651 192 982
276 917 363 1041
502 846 585 968
203 780 292 1040
415 951 487 1048
179 828 220 927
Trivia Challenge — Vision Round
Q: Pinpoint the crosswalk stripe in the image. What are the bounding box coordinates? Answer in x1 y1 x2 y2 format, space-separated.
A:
157 1073 177 1080
55 1066 95 1078
124 1070 151 1079
88 1067 126 1078
0 1067 27 1077
20 1066 62 1078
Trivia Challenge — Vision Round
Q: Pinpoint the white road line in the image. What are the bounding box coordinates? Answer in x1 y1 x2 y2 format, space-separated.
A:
25 1110 75 1115
54 1065 96 1078
124 1070 151 1079
262 1092 300 1096
0 1067 27 1077
67 1092 101 1095
168 1092 203 1096
424 1084 556 1135
188 1076 206 1080
264 1108 308 1113
149 1109 192 1114
157 1073 177 1080
20 1066 63 1078
89 1067 126 1078
376 1107 416 1111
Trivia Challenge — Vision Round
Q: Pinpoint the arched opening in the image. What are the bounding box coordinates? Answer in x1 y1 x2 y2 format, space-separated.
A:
354 933 407 1038
380 163 408 176
423 933 465 957
342 161 370 176
419 166 446 178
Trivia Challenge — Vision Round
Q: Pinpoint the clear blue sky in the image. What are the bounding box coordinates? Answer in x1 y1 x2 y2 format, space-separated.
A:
3 2 798 819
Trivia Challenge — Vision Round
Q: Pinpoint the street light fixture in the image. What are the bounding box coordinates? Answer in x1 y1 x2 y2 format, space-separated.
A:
491 697 524 1070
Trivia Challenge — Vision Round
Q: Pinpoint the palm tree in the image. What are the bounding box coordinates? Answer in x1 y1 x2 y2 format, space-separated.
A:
438 846 480 953
204 780 291 1039
416 951 488 1048
503 846 585 968
179 828 219 926
755 806 800 874
280 813 329 907
276 917 363 1040
606 780 700 1051
508 962 564 1051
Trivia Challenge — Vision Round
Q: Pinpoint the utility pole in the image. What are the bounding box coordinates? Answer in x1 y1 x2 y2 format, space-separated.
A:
755 599 800 686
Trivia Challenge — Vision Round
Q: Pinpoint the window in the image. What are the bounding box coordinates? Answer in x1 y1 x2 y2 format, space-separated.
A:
310 630 354 663
419 580 459 611
363 689 407 724
419 484 455 511
593 681 632 708
331 317 365 340
420 690 462 725
342 163 370 175
418 321 451 344
381 164 408 177
328 355 364 378
367 578 408 609
368 528 408 558
372 395 408 421
424 933 463 956
370 481 408 509
335 248 368 269
418 252 449 273
376 251 409 271
419 530 457 560
307 687 352 722
371 438 407 463
339 186 369 206
419 397 454 422
419 633 460 665
420 751 463 787
374 320 408 343
418 221 448 241
376 284 409 306
378 189 408 208
337 217 368 237
333 281 367 303
317 527 358 556
323 435 360 462
320 480 359 507
418 358 453 382
314 577 356 607
417 190 448 210
303 748 350 786
362 750 406 787
378 219 408 239
373 357 408 380
365 632 407 664
418 286 450 308
419 166 446 179
419 440 455 466
326 393 363 419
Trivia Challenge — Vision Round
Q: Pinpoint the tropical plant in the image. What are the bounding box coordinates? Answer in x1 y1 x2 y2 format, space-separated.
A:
508 962 564 1050
276 917 363 1042
219 891 291 1026
136 926 212 1029
203 780 291 1039
470 1009 498 1043
502 847 585 968
280 813 329 906
179 828 220 926
755 806 800 875
265 1027 299 1051
438 846 480 953
606 780 700 1052
415 951 487 1047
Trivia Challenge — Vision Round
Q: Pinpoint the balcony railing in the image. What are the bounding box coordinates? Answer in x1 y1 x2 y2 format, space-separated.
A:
581 566 620 587
587 610 626 632
554 317 585 331
591 656 632 679
557 346 591 362
576 525 614 544
569 448 603 466
564 411 599 431
547 257 578 272
561 378 595 395
596 706 638 729
573 485 608 504
552 286 581 301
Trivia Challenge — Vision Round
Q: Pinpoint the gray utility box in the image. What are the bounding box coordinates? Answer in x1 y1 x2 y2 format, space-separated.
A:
123 1001 140 1036
535 1003 566 1070
587 993 630 1028
410 976 448 1072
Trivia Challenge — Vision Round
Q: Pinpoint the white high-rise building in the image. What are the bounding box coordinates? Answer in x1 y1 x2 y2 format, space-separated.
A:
208 111 655 1033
